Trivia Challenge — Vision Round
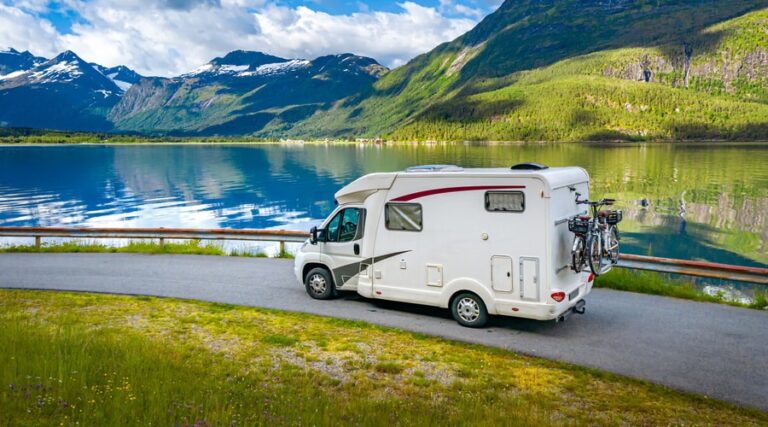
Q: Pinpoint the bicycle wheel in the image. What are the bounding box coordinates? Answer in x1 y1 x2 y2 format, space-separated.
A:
571 235 586 272
607 226 620 264
586 233 605 276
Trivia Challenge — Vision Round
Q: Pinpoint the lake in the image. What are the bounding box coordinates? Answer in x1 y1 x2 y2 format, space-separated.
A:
0 143 766 272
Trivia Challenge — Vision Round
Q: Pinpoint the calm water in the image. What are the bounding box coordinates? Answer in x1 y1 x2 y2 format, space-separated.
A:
0 143 766 271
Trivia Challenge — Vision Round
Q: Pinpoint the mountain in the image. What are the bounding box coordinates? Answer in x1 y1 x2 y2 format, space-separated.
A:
0 48 383 134
0 48 46 77
91 64 143 92
111 52 387 135
4 1 768 141
0 50 123 131
189 50 287 76
286 0 768 141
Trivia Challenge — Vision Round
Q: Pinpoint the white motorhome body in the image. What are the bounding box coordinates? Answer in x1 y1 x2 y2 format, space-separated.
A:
294 164 593 325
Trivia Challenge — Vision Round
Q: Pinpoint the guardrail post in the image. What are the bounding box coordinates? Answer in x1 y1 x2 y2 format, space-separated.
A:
35 236 41 248
279 240 285 256
159 237 165 247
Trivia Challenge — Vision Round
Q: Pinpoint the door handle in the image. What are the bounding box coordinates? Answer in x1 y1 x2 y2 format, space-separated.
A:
353 243 360 255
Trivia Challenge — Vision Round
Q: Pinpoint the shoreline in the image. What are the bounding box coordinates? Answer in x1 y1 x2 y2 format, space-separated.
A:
2 139 768 147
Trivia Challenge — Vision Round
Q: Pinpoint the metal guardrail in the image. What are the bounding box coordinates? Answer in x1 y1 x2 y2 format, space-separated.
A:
0 227 765 284
0 226 309 254
617 253 768 285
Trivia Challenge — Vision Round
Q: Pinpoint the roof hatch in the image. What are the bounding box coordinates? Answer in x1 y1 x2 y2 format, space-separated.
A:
511 162 549 170
405 164 464 173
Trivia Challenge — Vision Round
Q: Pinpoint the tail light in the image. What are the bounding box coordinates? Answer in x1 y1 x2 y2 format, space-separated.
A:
587 273 595 283
551 291 566 302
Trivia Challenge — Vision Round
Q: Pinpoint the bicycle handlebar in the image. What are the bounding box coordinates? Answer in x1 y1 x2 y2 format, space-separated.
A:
576 198 615 206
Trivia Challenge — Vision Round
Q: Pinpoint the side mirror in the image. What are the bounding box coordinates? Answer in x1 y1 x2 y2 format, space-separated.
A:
310 226 318 245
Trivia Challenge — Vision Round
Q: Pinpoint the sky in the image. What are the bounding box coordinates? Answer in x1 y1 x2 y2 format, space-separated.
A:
0 0 500 76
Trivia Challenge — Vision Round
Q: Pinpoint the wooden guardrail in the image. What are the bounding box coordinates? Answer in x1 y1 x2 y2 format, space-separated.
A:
0 227 765 284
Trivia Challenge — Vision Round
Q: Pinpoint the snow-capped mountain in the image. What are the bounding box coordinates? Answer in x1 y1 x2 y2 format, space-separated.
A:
92 64 143 92
0 48 387 134
0 50 127 130
0 50 124 98
185 50 289 77
0 48 46 77
112 52 387 135
184 50 314 79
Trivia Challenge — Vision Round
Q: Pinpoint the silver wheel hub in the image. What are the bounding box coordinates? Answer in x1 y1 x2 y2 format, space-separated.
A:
309 274 327 294
457 298 480 322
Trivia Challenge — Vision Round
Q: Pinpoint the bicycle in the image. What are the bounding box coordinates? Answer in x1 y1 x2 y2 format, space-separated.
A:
568 194 622 275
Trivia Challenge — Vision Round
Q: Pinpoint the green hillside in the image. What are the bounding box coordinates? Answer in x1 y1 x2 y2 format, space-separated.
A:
278 0 768 141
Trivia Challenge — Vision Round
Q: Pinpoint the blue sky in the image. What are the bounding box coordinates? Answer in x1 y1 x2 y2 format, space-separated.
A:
1 0 499 75
37 1 497 34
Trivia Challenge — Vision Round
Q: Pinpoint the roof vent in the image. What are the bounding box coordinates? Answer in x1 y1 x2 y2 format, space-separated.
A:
511 162 549 171
405 164 464 173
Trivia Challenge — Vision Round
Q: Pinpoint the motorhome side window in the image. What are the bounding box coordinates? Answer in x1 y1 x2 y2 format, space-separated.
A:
485 191 525 212
324 208 364 242
385 203 422 231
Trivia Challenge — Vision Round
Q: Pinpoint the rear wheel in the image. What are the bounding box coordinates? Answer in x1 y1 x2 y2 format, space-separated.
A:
571 235 586 272
305 267 334 300
451 293 488 328
586 233 605 276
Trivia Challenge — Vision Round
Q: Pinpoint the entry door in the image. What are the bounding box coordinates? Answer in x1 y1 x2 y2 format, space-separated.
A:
321 207 366 288
519 257 540 301
491 256 513 292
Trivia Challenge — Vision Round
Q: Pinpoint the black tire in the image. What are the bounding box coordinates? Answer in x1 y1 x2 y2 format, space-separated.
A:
607 226 620 264
571 236 586 272
451 292 489 328
305 267 334 300
586 233 605 276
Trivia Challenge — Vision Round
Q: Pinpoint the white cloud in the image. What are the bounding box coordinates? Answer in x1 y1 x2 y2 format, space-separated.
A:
0 5 63 56
0 1 483 76
439 0 486 20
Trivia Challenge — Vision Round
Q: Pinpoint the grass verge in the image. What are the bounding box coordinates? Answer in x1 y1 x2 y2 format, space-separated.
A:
595 268 768 310
0 240 294 259
1 290 766 425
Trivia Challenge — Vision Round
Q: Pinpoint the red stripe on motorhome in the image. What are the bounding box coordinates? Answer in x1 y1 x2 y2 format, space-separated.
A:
390 185 526 202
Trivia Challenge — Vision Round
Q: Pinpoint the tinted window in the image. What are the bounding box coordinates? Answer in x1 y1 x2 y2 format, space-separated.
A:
485 191 525 212
385 203 422 231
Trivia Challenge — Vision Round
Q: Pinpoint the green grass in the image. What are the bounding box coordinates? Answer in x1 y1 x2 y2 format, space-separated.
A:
1 290 766 425
0 240 293 258
595 268 768 310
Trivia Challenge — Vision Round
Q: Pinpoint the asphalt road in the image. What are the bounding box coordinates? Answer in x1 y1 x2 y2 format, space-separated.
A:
1 253 766 411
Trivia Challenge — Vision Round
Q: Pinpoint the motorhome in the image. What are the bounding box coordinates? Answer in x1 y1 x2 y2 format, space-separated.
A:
293 163 593 327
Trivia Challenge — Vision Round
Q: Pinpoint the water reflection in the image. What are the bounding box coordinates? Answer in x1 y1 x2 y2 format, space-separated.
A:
0 143 766 268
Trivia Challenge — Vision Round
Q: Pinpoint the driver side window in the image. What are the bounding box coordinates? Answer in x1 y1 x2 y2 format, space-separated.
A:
324 208 364 243
324 211 342 242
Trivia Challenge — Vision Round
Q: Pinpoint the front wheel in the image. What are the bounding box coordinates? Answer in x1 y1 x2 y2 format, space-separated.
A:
586 234 605 276
305 267 335 300
606 226 620 265
451 293 489 328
